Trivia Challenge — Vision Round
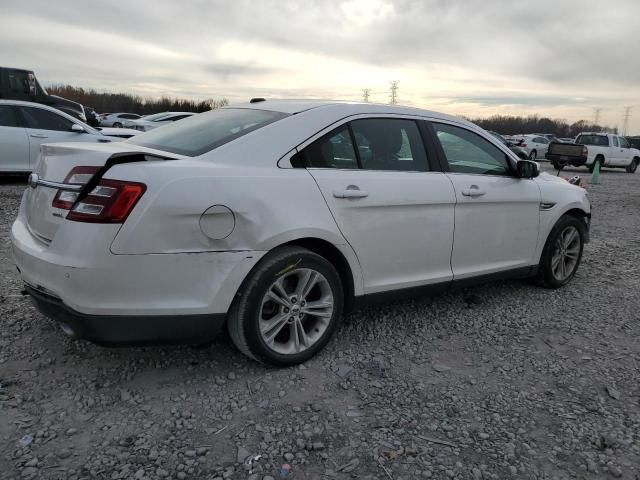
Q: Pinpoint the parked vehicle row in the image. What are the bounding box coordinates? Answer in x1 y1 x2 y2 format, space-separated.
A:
123 112 197 131
12 101 591 365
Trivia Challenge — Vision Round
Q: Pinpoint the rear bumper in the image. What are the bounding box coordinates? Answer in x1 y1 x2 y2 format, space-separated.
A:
26 285 225 346
545 153 587 167
12 209 264 318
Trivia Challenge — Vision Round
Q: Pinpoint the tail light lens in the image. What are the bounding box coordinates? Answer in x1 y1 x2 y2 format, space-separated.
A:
52 166 101 209
66 179 146 223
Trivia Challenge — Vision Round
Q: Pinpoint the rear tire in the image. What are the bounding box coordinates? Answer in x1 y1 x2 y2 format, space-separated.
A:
539 215 585 288
227 246 344 366
552 160 561 170
626 158 639 173
113 122 123 128
529 150 537 161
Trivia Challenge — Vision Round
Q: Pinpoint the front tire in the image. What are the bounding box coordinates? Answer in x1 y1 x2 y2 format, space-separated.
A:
529 150 537 161
227 246 344 366
626 158 639 173
113 122 123 128
539 215 585 288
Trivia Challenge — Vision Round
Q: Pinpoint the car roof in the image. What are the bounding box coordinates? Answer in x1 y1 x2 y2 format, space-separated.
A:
225 100 472 125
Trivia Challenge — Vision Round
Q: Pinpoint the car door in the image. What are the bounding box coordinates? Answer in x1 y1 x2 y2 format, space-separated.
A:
0 104 30 171
301 117 456 294
17 105 91 167
618 137 633 166
431 122 541 279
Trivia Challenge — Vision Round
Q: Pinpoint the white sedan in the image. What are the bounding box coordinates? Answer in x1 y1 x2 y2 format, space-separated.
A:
513 134 550 161
98 112 142 128
125 111 197 132
12 101 591 365
0 100 126 172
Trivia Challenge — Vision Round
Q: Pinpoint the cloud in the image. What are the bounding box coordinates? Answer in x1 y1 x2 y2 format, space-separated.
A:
0 0 638 131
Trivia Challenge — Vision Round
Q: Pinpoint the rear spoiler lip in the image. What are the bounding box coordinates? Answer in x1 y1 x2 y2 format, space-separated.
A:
75 151 175 206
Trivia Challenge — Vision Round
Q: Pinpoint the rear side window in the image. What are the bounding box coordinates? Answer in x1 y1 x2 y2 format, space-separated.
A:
19 106 73 131
433 123 511 176
0 105 19 127
126 108 288 156
612 136 619 147
303 126 359 169
351 118 429 171
301 118 430 172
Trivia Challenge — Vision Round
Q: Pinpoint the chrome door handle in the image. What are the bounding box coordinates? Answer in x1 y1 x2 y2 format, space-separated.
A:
333 185 368 199
30 133 48 138
461 186 486 197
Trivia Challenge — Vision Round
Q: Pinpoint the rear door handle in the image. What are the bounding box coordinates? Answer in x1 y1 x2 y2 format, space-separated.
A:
30 133 48 138
333 185 368 199
461 185 486 197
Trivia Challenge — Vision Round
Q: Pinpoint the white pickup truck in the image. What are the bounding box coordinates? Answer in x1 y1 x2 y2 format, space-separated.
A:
574 132 640 173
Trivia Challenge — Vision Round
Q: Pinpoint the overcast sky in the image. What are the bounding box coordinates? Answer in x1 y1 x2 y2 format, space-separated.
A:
2 0 639 133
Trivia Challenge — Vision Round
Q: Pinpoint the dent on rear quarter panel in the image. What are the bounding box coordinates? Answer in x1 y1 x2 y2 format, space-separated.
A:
109 165 348 255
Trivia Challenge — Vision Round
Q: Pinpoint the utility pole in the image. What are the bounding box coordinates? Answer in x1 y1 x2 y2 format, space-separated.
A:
622 106 632 136
362 88 371 103
594 108 602 126
389 80 399 105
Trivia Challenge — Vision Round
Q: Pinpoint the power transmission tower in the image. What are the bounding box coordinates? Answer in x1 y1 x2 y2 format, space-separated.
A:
622 106 632 136
594 108 602 125
389 80 399 105
362 88 371 103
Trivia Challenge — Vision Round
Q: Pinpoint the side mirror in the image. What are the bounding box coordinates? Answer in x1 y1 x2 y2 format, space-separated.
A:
71 124 85 133
517 160 539 178
506 141 513 147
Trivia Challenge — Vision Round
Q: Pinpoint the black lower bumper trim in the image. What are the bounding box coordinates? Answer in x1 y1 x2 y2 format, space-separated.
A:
25 286 226 347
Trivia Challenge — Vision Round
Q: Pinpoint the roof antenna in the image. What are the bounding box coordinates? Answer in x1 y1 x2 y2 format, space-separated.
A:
250 98 266 103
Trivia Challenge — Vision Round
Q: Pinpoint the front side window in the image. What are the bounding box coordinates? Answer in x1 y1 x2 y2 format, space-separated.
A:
350 118 429 171
433 123 511 176
126 108 288 156
302 126 358 169
0 105 19 127
620 137 629 148
19 106 73 131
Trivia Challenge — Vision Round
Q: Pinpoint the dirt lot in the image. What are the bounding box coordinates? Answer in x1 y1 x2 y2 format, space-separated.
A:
1 165 639 480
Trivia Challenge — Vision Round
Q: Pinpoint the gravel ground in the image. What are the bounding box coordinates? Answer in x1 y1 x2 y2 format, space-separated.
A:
1 166 639 480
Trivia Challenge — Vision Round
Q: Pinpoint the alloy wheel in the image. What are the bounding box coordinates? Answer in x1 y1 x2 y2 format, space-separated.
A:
551 226 581 281
259 268 334 355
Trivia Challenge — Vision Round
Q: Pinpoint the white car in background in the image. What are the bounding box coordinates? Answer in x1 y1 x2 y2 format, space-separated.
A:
99 112 142 128
12 101 591 365
513 134 550 160
0 100 126 172
125 111 197 132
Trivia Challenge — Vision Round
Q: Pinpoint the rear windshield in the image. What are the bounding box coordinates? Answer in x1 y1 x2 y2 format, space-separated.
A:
126 108 288 156
576 134 609 146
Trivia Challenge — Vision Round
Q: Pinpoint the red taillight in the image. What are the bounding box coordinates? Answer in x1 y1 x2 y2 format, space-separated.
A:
52 166 101 209
66 179 146 223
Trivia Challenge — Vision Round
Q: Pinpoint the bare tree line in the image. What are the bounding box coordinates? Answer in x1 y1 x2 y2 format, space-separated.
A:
46 85 228 114
469 114 617 138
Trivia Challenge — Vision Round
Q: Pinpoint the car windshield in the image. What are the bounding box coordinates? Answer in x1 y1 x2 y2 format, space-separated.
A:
126 108 288 156
576 134 609 146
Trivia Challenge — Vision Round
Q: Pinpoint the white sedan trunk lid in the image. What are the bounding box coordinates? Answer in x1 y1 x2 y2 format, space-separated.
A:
25 141 183 243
